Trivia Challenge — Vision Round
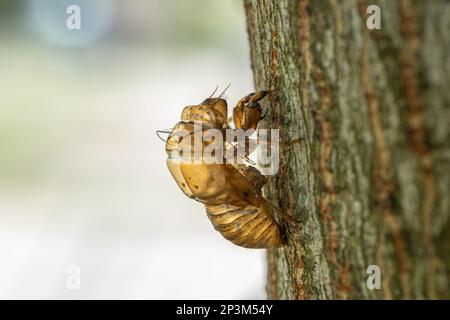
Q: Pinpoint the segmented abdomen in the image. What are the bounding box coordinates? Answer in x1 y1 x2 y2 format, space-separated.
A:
205 203 285 248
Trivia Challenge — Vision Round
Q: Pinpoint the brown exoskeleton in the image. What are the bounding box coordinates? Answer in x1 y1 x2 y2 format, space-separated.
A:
162 88 285 248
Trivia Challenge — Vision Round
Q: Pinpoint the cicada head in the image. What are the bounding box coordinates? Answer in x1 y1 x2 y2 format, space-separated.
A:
181 98 228 128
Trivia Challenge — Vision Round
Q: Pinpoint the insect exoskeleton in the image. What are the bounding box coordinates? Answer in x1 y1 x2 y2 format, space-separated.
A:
164 90 285 249
233 91 268 130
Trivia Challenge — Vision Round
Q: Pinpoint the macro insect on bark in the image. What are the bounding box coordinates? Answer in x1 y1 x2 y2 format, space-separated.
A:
161 88 287 248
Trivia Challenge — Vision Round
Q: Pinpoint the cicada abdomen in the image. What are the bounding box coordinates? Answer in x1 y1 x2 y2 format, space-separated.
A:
205 202 284 248
164 90 285 249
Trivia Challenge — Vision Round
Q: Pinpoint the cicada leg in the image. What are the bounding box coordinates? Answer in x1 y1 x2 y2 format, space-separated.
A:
233 91 268 130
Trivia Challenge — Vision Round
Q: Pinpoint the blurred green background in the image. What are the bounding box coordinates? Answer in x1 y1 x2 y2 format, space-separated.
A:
0 0 265 299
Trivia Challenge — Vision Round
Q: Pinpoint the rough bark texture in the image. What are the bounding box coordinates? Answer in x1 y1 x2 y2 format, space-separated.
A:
244 0 450 299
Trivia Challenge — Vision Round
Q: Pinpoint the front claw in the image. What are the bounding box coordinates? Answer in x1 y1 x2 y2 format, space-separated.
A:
248 90 268 108
233 90 269 130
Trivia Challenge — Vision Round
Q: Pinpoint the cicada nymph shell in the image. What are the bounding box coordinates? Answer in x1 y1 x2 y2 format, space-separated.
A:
164 90 285 249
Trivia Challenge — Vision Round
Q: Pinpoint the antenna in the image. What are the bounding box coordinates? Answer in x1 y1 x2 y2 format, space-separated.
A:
208 85 219 99
156 129 171 142
218 83 231 98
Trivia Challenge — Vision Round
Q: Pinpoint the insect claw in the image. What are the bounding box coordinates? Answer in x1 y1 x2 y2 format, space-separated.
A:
245 92 255 102
249 90 268 103
261 110 267 119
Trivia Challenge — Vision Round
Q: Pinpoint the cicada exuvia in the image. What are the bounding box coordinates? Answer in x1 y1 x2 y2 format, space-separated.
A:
161 87 285 248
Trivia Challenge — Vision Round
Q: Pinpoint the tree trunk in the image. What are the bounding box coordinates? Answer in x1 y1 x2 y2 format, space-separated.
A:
244 0 450 299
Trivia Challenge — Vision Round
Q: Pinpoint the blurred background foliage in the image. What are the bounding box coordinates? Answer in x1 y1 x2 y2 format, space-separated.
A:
0 0 265 299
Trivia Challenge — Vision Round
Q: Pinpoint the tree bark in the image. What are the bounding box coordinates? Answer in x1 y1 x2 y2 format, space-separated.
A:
244 0 450 299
